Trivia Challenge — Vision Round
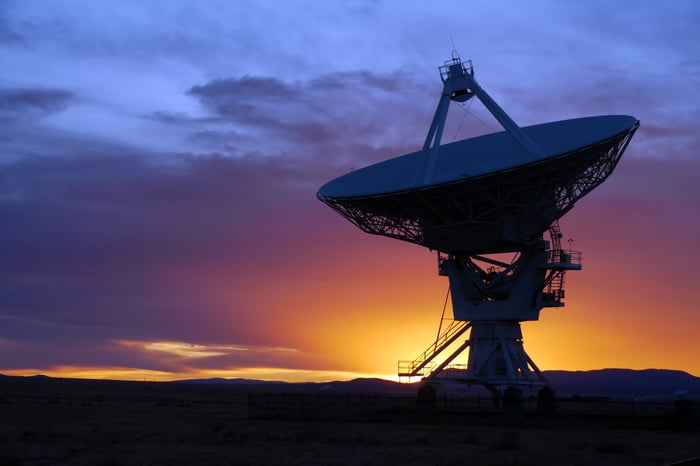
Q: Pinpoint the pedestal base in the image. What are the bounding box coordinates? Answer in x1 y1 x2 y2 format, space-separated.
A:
424 321 546 388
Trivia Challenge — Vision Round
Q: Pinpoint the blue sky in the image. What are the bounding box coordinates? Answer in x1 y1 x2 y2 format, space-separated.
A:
1 0 699 381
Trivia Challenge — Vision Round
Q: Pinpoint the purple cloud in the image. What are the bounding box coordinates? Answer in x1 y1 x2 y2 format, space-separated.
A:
0 88 74 120
0 15 24 44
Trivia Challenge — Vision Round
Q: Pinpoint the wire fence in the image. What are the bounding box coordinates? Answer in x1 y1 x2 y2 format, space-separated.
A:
248 391 699 425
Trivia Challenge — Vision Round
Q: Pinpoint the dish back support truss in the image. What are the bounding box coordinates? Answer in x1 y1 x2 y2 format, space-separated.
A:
318 126 637 254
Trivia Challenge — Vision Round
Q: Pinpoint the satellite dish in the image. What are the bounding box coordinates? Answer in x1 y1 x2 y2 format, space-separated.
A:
318 57 639 393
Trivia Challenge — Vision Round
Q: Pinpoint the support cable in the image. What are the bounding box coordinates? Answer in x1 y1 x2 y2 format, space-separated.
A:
451 100 472 141
435 286 451 344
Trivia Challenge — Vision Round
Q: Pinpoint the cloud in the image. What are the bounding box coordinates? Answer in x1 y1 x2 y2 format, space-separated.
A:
113 339 321 373
185 70 433 161
0 14 24 44
0 144 368 346
145 111 220 127
0 65 446 373
0 128 446 376
0 88 74 120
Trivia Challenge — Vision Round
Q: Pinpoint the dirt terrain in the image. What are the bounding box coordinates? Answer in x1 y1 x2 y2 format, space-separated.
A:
0 378 698 466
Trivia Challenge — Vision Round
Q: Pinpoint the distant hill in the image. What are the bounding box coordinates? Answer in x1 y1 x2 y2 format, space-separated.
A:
2 369 698 398
175 369 700 398
171 369 700 398
175 377 287 386
174 377 418 394
542 369 700 398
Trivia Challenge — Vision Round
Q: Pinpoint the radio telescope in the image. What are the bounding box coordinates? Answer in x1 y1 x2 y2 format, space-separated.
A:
318 56 639 392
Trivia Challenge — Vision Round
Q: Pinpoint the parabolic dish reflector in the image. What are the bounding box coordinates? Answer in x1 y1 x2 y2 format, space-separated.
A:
318 115 639 253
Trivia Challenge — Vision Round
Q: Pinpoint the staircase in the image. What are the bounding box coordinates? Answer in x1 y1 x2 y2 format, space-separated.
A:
398 320 471 380
544 270 566 302
543 221 581 305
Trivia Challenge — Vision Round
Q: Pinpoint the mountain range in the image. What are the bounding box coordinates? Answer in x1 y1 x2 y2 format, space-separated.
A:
176 369 700 399
2 369 698 399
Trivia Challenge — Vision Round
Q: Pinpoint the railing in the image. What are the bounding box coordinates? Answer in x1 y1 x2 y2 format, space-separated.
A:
398 321 471 378
547 249 582 268
439 57 473 82
397 361 435 381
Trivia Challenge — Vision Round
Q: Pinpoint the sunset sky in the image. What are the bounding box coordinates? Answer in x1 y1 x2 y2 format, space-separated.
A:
1 0 699 382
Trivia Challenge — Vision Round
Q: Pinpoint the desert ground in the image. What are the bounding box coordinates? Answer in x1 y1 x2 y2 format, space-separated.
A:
1 377 698 466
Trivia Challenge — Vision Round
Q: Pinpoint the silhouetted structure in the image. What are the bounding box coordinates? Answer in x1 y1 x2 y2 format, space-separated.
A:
318 55 638 396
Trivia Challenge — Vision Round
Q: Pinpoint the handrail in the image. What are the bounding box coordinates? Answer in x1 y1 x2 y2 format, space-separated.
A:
398 320 471 376
547 249 582 267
